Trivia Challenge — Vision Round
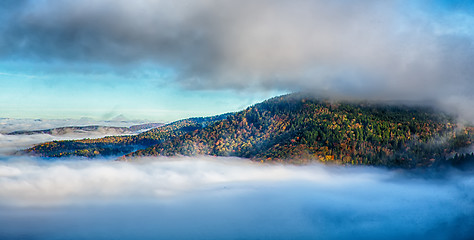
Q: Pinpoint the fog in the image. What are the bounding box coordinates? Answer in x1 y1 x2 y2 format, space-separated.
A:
0 118 148 133
0 156 473 240
0 122 473 240
0 118 152 155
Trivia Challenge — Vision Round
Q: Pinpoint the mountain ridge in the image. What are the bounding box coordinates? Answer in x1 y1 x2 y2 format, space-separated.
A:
26 93 474 168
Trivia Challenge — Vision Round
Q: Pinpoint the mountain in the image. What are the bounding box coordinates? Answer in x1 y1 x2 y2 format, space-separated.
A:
26 93 474 168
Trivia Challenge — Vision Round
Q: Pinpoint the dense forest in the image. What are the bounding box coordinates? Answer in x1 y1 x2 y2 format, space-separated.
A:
27 93 474 168
26 114 230 158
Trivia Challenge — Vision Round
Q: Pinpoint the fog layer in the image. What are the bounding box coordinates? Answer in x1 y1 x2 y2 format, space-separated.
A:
0 156 473 240
0 118 151 155
0 118 148 133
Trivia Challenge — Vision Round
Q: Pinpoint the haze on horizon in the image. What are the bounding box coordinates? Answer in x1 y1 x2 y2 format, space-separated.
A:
1 0 474 122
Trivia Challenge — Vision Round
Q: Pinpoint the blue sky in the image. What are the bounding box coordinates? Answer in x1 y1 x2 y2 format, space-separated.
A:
0 60 283 121
1 0 474 122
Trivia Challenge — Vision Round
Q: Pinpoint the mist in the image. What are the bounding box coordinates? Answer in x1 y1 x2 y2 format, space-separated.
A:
0 155 472 240
0 118 154 155
0 118 149 133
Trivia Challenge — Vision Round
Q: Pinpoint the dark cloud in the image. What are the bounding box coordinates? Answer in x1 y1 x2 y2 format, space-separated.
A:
1 0 474 118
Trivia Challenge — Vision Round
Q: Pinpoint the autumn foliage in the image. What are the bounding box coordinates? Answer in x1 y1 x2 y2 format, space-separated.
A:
28 93 473 168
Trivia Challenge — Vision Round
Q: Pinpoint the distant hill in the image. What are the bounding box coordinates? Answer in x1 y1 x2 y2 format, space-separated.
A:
26 93 473 168
8 123 163 136
128 123 164 132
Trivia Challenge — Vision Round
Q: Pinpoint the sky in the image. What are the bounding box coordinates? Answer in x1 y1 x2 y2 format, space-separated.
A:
1 0 474 122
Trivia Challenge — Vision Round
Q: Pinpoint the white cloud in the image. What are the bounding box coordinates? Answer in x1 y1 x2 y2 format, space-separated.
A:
0 118 153 155
0 156 473 239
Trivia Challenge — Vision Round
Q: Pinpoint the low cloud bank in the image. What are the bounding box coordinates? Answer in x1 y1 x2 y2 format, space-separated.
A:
0 157 376 206
0 118 153 155
0 118 147 134
0 156 473 239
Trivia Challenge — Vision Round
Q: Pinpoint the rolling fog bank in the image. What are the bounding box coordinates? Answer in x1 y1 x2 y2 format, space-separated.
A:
0 156 473 240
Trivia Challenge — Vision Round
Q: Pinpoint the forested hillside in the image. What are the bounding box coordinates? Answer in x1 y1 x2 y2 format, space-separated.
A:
26 114 230 158
27 93 473 168
127 94 473 167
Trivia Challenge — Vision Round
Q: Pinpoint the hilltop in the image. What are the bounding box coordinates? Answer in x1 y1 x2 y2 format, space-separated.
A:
27 93 474 168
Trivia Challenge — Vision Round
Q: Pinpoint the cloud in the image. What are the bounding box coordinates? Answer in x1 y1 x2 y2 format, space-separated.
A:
0 118 151 155
0 117 150 133
0 156 473 239
0 156 361 206
1 0 474 118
